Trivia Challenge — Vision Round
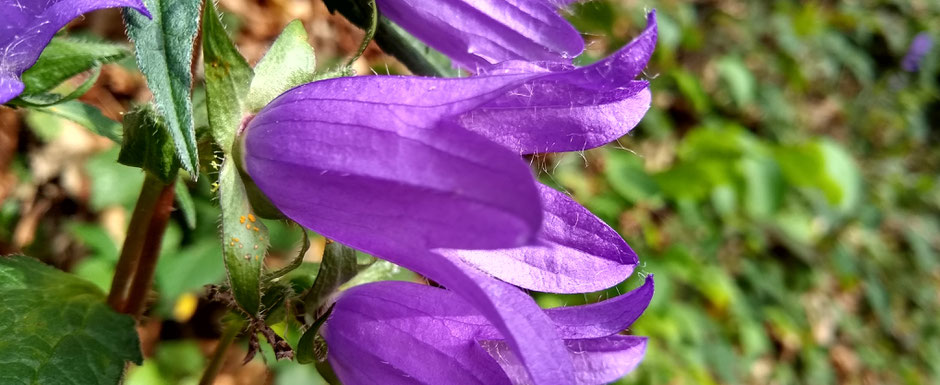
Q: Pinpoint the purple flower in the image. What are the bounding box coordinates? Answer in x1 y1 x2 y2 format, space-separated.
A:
323 276 654 385
240 11 657 384
375 0 585 70
0 0 151 104
902 32 933 72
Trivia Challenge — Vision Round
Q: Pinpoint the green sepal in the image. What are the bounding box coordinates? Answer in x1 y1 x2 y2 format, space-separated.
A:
245 20 316 112
301 242 359 314
295 304 334 364
203 0 254 153
0 256 142 385
124 0 201 176
218 158 270 316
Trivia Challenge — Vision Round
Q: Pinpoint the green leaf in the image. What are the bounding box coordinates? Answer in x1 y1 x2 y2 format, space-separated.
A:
175 178 197 229
295 304 334 364
0 256 142 385
203 0 253 153
246 20 316 112
13 67 102 107
218 158 269 316
20 37 129 95
37 101 122 143
118 104 181 183
124 0 201 176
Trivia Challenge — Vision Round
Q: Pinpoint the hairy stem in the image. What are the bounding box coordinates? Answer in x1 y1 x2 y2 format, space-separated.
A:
107 174 169 311
198 318 244 385
122 178 176 317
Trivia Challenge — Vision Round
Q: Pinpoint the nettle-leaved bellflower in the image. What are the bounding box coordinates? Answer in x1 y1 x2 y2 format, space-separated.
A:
0 0 151 104
375 0 584 70
239 11 657 385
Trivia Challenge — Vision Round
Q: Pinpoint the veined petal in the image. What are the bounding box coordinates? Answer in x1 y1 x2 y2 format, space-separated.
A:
324 282 511 385
325 279 651 385
454 11 657 154
479 336 647 385
442 183 637 293
243 77 543 252
376 0 583 70
0 0 150 104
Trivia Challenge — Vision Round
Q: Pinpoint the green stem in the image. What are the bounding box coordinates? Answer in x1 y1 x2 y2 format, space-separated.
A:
198 319 244 385
122 177 176 317
107 173 168 311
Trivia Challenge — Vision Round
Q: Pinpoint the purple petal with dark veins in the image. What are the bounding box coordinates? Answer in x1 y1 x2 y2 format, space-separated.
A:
454 11 657 154
325 279 651 385
0 0 150 104
441 183 637 293
480 336 647 385
376 0 584 70
242 76 544 252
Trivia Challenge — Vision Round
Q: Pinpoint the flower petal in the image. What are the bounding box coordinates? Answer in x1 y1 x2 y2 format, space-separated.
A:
0 0 150 104
480 336 647 385
545 275 654 339
376 0 583 70
243 77 543 252
454 11 657 154
442 183 637 293
324 281 511 385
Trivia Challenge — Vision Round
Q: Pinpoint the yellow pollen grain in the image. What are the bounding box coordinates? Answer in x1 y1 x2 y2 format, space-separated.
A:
254 255 259 261
243 254 250 259
253 245 258 250
239 216 246 224
253 226 259 232
246 224 252 230
248 214 256 222
232 237 239 243
229 241 234 247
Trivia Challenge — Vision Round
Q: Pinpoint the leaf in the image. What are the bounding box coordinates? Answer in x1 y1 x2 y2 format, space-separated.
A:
0 256 142 385
20 37 129 95
124 0 202 175
245 20 316 112
203 0 253 153
37 101 122 142
175 178 197 229
218 159 269 316
118 104 181 183
13 67 102 107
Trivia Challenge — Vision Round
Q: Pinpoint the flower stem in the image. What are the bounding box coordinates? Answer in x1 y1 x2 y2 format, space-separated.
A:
198 318 244 385
107 173 169 311
122 178 176 317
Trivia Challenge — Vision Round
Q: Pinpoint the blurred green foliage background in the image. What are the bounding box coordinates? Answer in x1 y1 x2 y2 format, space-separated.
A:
1 0 937 384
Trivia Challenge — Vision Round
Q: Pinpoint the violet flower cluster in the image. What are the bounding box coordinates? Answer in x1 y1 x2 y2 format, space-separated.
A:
0 0 151 104
240 4 660 384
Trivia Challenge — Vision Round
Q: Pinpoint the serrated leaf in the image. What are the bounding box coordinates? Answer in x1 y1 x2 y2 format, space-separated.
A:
118 104 180 183
218 159 269 316
245 20 316 111
37 101 122 142
20 37 128 95
124 0 201 176
203 0 253 153
0 256 142 385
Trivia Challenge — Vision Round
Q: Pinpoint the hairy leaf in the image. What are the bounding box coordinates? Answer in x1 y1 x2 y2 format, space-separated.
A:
218 159 269 316
245 20 316 111
124 0 201 175
0 256 141 385
203 0 253 153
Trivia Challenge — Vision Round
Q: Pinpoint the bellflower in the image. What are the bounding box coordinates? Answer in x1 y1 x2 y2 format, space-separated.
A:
323 276 654 385
375 0 585 70
0 0 151 104
240 11 657 384
902 32 933 72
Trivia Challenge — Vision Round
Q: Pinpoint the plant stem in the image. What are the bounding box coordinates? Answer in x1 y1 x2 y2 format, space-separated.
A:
198 319 244 385
121 178 176 317
107 173 168 311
